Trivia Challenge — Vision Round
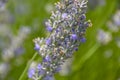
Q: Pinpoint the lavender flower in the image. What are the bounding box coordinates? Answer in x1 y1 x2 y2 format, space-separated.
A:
28 0 92 79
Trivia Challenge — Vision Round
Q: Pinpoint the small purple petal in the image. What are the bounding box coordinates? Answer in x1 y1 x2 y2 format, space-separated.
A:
80 37 86 43
37 64 45 75
56 28 59 33
62 13 68 19
74 47 78 51
80 14 86 20
71 34 77 40
28 68 35 78
43 75 54 80
34 44 40 51
46 26 53 32
46 38 51 45
44 55 51 62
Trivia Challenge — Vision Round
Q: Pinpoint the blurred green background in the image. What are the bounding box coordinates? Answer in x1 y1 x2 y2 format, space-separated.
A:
0 0 120 80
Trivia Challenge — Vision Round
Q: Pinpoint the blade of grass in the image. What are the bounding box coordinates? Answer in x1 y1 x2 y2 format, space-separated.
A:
18 52 38 80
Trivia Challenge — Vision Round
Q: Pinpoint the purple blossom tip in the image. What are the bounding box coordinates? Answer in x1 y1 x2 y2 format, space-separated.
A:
62 13 68 19
74 47 78 51
71 34 77 40
80 14 86 20
34 44 40 51
45 22 53 32
46 38 51 45
28 68 35 78
37 64 45 75
80 37 86 43
44 55 51 62
37 64 42 70
46 26 53 32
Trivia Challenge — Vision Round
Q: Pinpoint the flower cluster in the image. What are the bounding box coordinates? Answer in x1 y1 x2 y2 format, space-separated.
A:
28 0 92 80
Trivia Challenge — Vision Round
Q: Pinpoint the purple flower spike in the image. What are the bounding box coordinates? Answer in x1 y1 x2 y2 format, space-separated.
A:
46 38 51 45
28 68 35 78
34 44 40 51
45 22 53 32
71 34 77 40
80 37 86 43
30 0 92 79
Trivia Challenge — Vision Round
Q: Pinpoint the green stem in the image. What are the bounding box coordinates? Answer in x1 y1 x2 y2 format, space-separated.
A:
19 52 38 80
